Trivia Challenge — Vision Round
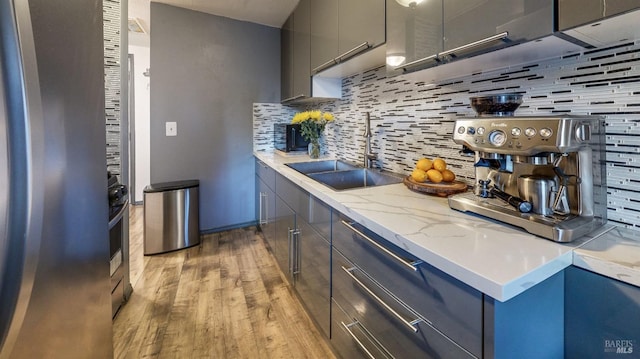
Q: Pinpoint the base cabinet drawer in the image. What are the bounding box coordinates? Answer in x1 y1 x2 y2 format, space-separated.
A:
331 298 395 359
332 213 482 357
255 160 276 190
332 249 476 359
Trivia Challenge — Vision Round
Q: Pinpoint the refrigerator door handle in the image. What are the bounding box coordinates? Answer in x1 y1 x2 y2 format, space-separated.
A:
0 0 46 356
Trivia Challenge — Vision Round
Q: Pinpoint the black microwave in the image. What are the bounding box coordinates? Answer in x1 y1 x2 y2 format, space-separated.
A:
274 123 309 152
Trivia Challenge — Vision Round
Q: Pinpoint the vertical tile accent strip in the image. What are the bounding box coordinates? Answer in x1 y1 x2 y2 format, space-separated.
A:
104 0 121 175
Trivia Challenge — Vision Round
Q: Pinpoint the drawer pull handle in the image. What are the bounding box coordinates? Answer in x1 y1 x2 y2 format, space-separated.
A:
341 220 422 271
341 321 386 359
342 266 422 333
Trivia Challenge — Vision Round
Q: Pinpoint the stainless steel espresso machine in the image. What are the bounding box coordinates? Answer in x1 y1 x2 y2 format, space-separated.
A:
448 96 607 242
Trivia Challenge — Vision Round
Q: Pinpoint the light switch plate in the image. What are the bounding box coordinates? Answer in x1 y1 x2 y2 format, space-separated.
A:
165 122 177 136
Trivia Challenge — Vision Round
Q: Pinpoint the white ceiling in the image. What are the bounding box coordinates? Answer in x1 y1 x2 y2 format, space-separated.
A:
129 0 299 36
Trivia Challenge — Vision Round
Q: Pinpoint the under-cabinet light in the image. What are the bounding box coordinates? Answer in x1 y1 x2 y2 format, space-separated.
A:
395 0 426 7
386 55 406 67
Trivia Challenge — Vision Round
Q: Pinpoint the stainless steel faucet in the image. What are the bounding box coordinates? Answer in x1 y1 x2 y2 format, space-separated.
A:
363 112 378 168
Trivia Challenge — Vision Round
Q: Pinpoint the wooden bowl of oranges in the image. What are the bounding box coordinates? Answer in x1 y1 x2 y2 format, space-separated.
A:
404 158 467 197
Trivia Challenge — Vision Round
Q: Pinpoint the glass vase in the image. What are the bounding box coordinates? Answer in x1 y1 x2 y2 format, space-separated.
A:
308 140 321 159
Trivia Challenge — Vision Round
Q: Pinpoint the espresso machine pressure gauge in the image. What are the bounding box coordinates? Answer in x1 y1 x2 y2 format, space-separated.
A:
488 130 507 147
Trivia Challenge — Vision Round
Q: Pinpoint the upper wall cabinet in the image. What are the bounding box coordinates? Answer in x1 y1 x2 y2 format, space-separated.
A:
310 0 385 74
281 0 311 103
559 0 640 47
386 0 443 75
281 16 294 102
442 0 553 56
310 0 338 72
559 0 640 30
388 0 555 76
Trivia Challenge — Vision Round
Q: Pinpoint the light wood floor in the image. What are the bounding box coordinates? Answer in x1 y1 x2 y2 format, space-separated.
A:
113 205 336 359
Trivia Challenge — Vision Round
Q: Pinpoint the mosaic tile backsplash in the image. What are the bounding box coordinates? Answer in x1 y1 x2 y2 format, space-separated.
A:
254 40 640 231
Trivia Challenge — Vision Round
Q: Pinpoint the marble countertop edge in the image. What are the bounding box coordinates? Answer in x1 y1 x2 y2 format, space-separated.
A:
572 226 640 288
254 151 637 301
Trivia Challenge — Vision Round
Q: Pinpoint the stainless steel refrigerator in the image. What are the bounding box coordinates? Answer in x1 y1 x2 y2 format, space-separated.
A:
1 0 113 357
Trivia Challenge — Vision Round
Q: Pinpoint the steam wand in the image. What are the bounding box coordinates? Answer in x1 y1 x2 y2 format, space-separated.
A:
551 153 579 215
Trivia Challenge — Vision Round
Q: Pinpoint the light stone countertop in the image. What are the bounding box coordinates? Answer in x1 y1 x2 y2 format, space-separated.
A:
254 151 616 302
573 226 640 288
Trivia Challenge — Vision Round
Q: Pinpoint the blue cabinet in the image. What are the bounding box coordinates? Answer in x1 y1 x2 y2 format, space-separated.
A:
274 194 296 283
293 209 331 337
565 266 640 358
484 271 565 359
273 172 332 338
332 248 477 358
256 160 276 250
331 212 482 358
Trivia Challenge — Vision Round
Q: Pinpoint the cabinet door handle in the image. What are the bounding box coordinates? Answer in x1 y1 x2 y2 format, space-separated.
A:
342 266 423 333
293 229 301 275
281 94 305 103
259 192 267 225
337 41 371 62
312 58 338 73
394 53 438 72
313 42 372 73
341 321 391 359
341 220 422 271
439 31 509 57
288 228 295 274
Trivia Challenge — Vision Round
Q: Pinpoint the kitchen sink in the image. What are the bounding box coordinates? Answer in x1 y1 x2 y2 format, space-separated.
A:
287 160 403 190
308 169 403 191
286 160 359 174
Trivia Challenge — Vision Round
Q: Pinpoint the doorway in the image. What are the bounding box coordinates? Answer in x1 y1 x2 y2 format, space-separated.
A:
128 54 137 203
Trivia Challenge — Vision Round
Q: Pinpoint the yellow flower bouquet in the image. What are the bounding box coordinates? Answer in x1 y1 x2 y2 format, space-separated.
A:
292 110 334 142
291 110 334 158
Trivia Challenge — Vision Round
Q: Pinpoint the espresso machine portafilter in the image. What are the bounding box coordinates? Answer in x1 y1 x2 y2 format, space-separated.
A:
448 115 607 242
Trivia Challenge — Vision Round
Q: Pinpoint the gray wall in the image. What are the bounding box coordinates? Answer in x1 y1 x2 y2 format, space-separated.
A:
150 3 280 231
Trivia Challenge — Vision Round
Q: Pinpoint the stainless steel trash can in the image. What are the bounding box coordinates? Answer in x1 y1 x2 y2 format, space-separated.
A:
143 180 200 255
